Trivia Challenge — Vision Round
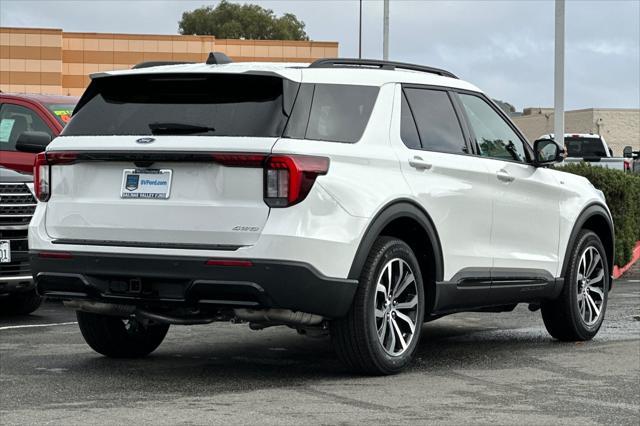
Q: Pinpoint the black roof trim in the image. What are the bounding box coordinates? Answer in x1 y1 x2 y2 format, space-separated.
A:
309 58 458 79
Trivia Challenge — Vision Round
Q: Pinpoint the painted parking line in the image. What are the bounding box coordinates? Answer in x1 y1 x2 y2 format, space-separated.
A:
0 321 77 331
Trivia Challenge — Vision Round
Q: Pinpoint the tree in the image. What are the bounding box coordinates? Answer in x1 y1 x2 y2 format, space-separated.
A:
179 1 309 41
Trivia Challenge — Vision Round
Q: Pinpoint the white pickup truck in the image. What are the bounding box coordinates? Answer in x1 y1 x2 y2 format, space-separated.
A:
540 133 634 172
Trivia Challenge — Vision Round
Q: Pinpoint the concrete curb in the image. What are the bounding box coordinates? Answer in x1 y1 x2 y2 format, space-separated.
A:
613 241 640 279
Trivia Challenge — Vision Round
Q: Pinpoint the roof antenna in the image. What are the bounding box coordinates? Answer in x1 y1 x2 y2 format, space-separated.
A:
206 52 233 65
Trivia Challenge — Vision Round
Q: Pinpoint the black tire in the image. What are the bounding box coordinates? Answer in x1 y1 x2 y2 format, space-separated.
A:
541 230 609 341
76 311 169 358
0 290 43 316
331 236 425 375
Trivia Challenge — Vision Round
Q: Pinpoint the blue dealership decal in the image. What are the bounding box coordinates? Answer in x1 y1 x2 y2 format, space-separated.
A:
125 174 140 191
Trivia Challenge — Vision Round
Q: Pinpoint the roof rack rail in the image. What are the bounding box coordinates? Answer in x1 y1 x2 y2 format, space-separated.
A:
308 58 458 79
132 61 193 69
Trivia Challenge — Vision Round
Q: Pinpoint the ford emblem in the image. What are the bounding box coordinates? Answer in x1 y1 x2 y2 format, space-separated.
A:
136 137 155 144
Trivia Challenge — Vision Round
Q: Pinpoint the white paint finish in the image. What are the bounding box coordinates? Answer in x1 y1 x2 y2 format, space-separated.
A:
389 85 493 280
97 61 481 93
45 159 270 246
28 65 612 284
480 158 562 274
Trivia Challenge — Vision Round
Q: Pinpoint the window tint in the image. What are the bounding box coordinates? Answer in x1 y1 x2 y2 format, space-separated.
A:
63 74 294 137
458 94 528 162
0 104 53 151
304 84 379 143
400 92 420 149
565 137 607 157
403 88 466 154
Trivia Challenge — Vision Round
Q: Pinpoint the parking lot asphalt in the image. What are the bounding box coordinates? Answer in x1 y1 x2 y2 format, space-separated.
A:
1 280 639 425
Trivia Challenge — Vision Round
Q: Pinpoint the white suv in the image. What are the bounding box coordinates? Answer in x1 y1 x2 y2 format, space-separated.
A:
28 56 614 375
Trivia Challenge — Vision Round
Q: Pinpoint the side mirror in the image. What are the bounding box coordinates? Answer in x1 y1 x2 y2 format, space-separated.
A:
623 146 633 158
533 138 564 166
15 131 51 153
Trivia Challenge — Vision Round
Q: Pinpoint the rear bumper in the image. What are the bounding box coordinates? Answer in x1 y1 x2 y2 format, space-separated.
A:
31 251 358 318
0 275 35 296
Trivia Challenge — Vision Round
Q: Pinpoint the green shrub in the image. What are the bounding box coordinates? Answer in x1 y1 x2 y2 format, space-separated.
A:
558 163 640 266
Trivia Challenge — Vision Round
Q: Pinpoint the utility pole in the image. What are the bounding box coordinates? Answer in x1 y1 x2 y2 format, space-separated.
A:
359 0 363 59
554 0 565 145
383 0 389 60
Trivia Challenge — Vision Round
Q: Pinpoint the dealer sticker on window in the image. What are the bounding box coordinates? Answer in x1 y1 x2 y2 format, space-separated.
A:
120 169 172 199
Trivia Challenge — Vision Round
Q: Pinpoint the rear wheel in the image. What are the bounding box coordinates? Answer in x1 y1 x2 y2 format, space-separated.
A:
332 237 425 375
541 230 609 341
77 311 169 358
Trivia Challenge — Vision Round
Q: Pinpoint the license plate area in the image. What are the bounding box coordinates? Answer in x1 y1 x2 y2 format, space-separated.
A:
120 169 172 199
0 240 10 263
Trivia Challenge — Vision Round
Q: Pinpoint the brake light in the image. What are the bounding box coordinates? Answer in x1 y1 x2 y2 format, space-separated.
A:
33 152 78 202
33 153 50 202
211 154 266 168
264 155 329 207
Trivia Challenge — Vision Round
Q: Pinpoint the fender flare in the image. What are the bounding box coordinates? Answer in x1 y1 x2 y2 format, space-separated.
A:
347 199 444 282
561 202 614 278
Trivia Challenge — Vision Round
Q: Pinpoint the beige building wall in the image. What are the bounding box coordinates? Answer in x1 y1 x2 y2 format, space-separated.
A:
513 108 640 156
1 27 339 97
0 27 64 94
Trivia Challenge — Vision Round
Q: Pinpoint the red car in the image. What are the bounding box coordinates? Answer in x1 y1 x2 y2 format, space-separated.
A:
0 93 78 173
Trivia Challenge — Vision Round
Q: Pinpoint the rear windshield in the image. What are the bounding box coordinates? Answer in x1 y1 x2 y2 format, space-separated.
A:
63 74 295 137
63 73 379 143
565 137 607 157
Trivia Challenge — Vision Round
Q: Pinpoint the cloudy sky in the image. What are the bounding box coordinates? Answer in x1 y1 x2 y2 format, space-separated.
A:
2 0 638 110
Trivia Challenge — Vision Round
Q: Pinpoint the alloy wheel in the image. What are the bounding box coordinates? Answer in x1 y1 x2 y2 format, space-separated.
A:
374 258 419 356
576 246 605 326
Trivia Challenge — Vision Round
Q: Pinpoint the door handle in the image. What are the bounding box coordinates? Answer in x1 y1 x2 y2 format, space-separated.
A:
496 169 515 183
408 156 432 170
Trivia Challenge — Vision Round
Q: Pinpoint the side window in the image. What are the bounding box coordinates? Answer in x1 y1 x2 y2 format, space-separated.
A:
400 91 420 149
457 94 528 163
305 84 379 143
403 88 467 154
0 103 53 151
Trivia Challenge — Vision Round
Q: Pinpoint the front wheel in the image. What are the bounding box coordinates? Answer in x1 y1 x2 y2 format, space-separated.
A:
0 290 43 316
77 311 169 358
332 237 425 375
541 230 609 341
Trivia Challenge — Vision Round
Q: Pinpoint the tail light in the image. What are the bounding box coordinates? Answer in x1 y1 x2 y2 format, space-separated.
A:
33 152 78 202
207 153 329 207
264 155 329 207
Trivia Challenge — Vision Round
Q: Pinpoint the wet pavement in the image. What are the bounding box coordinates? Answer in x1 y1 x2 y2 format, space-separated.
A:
1 280 639 425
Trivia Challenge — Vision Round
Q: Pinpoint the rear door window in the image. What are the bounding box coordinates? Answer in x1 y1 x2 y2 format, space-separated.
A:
403 88 467 154
399 91 421 150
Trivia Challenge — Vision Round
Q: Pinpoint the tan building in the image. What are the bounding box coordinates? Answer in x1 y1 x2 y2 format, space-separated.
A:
0 26 339 97
513 107 640 156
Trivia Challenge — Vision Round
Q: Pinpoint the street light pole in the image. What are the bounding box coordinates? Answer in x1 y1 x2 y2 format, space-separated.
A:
383 0 389 60
554 0 565 144
359 0 363 59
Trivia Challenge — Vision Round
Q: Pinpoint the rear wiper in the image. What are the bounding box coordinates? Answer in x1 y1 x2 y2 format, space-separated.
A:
149 122 216 135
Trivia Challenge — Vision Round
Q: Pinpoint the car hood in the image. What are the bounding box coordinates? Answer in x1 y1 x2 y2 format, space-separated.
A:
0 166 33 183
